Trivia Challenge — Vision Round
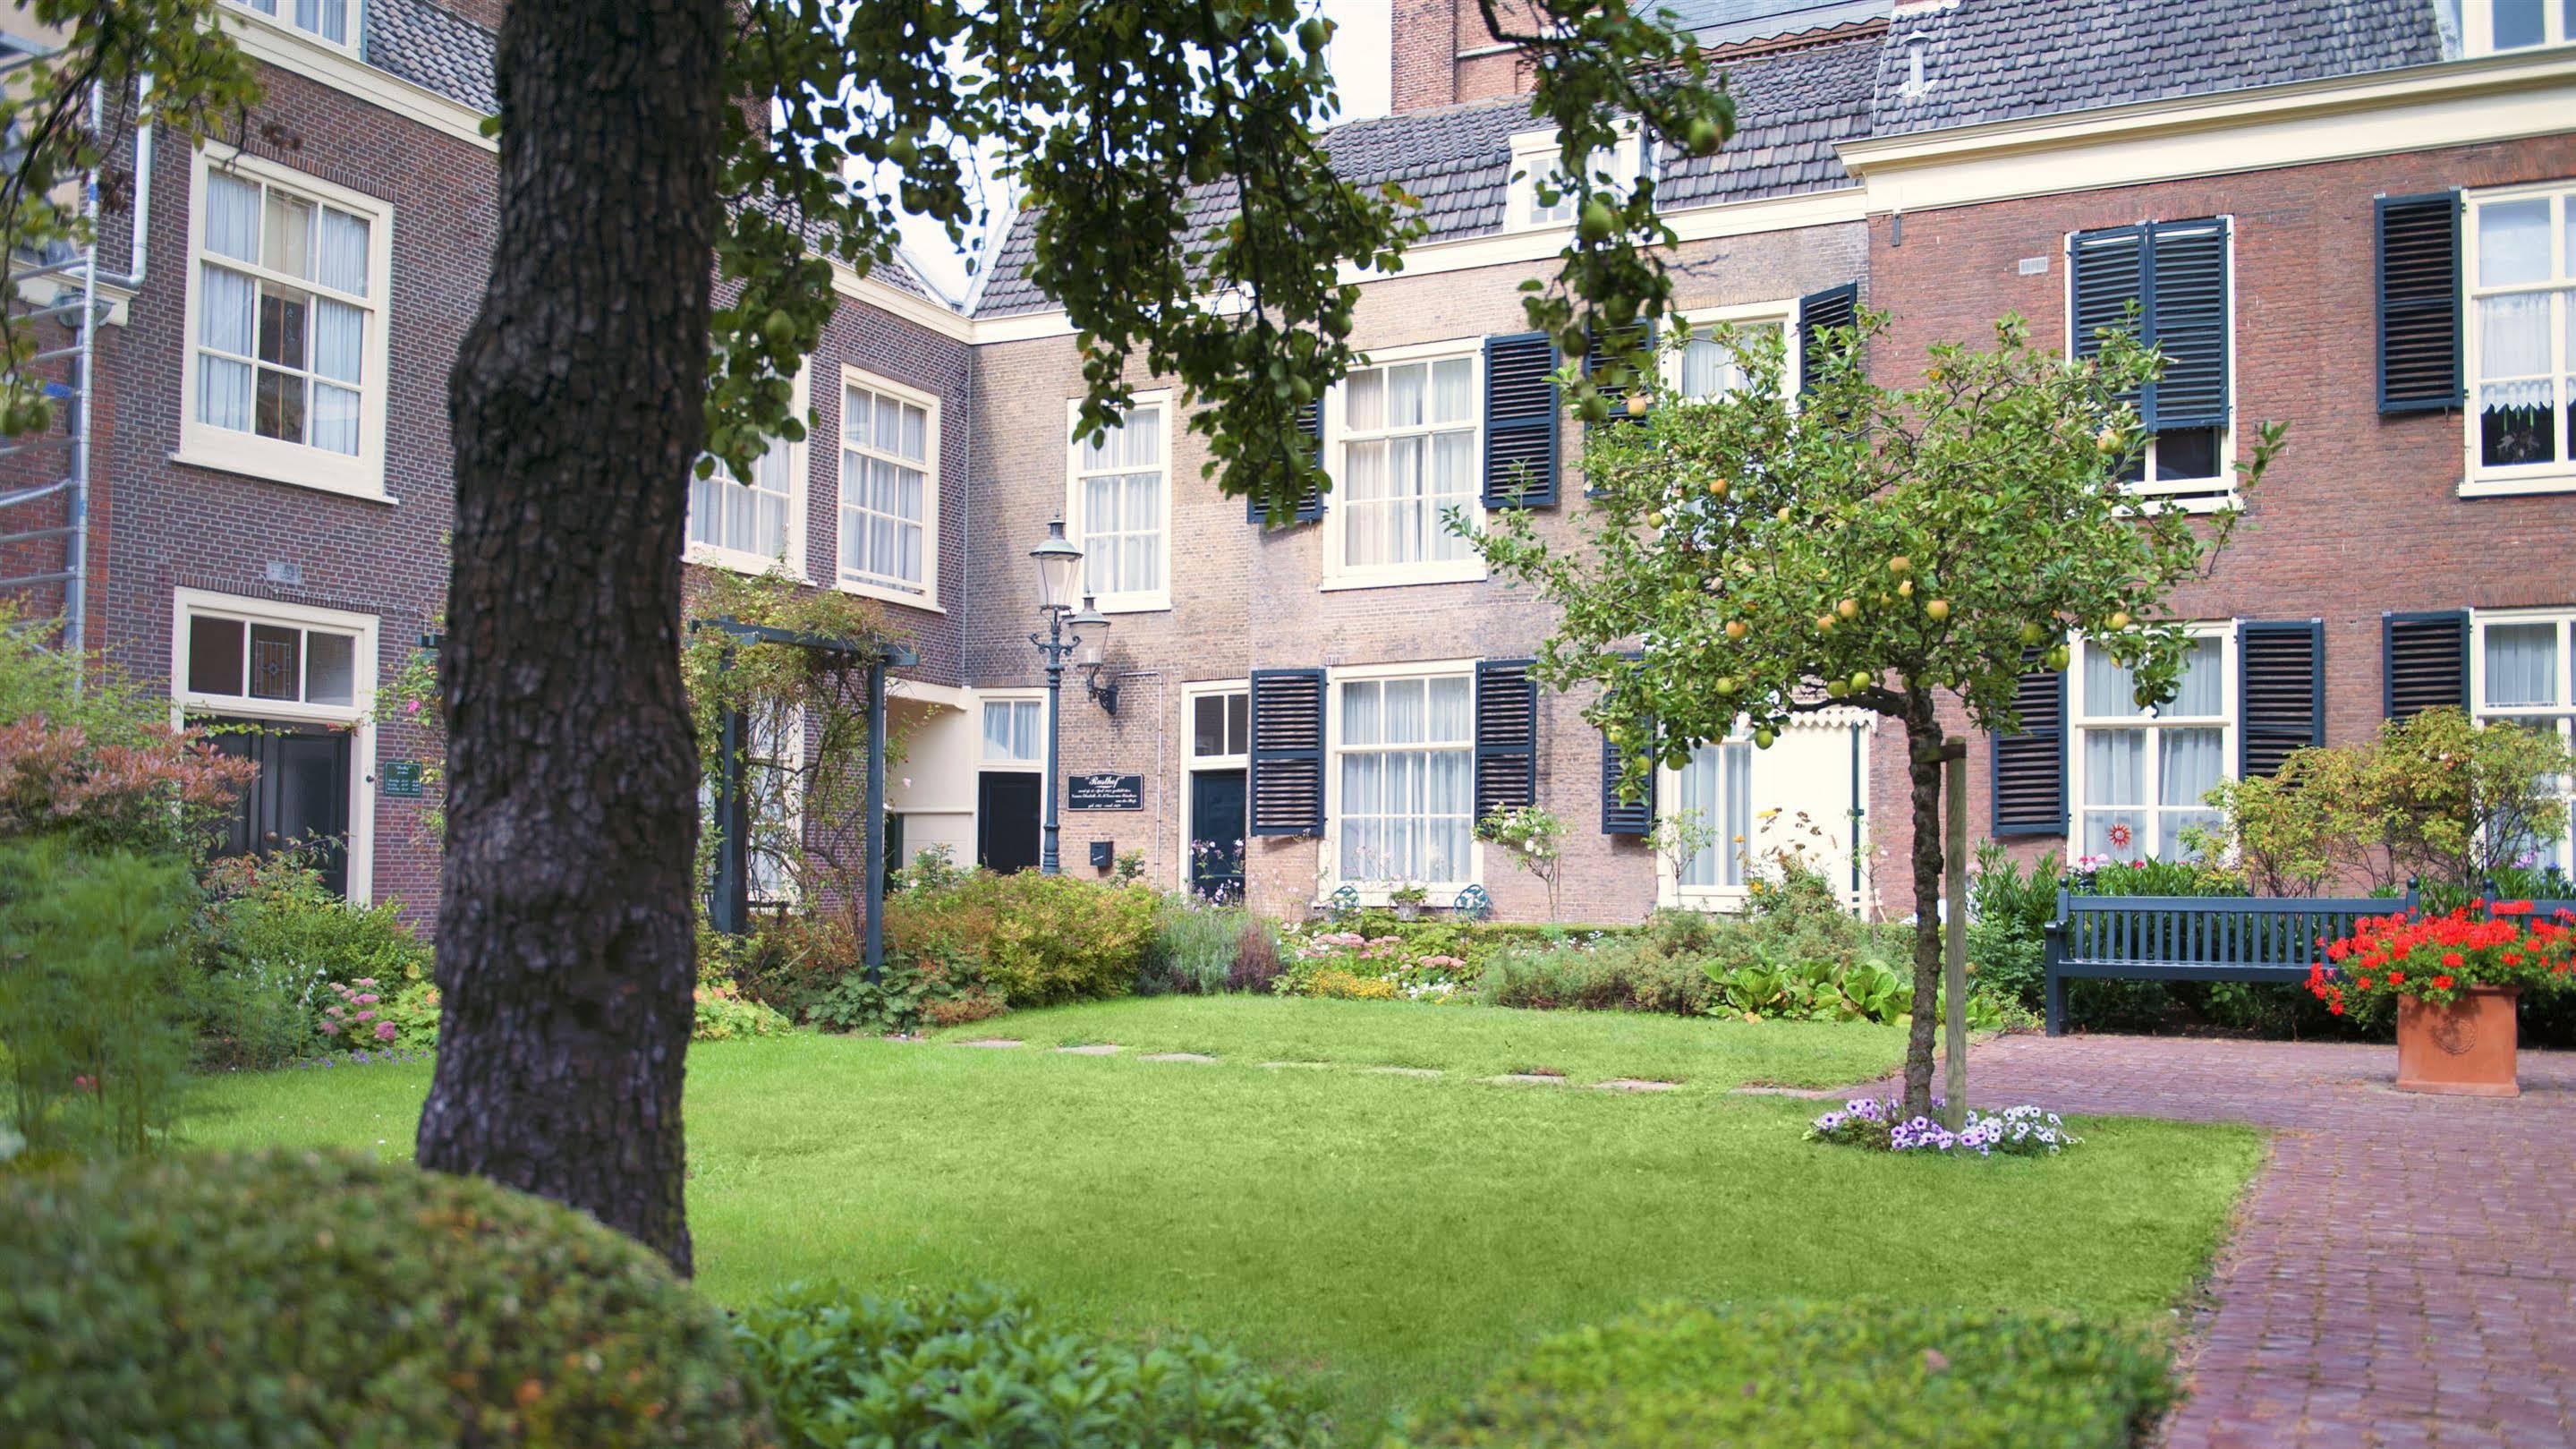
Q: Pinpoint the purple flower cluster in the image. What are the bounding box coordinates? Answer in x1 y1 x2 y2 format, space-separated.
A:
1807 1099 2079 1157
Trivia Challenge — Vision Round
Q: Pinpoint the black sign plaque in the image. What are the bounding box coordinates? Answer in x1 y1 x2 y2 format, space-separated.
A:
381 759 425 798
1067 772 1143 812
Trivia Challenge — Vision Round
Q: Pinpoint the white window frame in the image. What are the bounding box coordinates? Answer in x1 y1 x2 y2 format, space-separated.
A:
174 145 395 501
168 588 378 903
2061 219 2241 515
743 703 804 905
836 364 943 609
2461 179 2576 497
1320 337 1488 592
1320 658 1483 903
221 0 361 55
1063 389 1173 613
687 365 810 578
1183 680 1251 771
2470 607 2576 878
1505 124 1645 234
2463 0 2575 54
1662 301 1798 402
976 692 1047 771
2067 626 2237 865
1654 735 1757 911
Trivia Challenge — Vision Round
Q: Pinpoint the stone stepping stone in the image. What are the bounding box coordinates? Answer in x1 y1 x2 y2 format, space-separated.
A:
1594 1078 1679 1093
1053 1044 1120 1056
1365 1066 1442 1078
953 1038 1024 1049
1732 1084 1843 1098
1140 1052 1218 1064
1259 1061 1335 1070
1484 1072 1568 1086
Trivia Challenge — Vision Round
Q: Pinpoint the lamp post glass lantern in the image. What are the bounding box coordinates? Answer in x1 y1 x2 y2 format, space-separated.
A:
1029 520 1109 874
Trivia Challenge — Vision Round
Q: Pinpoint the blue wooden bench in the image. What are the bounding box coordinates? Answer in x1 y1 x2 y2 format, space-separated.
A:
2041 887 2418 1036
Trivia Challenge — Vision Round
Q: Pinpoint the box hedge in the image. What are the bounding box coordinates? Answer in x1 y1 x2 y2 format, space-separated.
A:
1404 1300 2172 1449
0 1149 770 1447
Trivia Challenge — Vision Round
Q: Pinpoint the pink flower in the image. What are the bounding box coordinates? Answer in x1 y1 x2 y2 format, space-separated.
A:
354 978 377 989
404 699 421 714
356 993 379 1005
374 1022 398 1042
353 1010 375 1023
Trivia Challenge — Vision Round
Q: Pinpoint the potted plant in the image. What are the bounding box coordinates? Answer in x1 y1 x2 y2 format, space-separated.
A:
1387 882 1430 921
2308 901 2574 1097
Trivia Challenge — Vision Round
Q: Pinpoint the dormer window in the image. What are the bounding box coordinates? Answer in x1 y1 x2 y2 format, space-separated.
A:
1506 124 1644 234
2466 0 2572 53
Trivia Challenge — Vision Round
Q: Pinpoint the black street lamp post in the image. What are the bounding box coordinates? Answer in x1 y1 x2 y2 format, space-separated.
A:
1029 518 1109 875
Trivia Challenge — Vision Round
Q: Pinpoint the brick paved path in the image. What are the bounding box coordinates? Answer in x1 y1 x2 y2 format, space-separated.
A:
1866 1036 2576 1449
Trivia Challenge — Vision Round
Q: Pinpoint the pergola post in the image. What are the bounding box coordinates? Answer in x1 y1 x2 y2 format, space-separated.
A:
863 655 888 981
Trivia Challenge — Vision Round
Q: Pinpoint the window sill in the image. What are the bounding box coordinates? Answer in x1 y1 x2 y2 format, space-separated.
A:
1316 882 1480 909
1318 563 1488 592
169 443 394 505
2459 473 2576 499
837 577 946 613
1095 594 1172 616
685 545 807 581
2113 490 2239 517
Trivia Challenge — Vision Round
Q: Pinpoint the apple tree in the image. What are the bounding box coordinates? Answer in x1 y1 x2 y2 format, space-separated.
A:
1470 311 2281 1117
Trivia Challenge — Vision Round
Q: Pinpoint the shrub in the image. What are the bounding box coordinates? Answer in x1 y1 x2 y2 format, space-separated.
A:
733 1282 1328 1449
193 855 434 1069
731 913 1000 1035
694 980 795 1041
0 1149 768 1445
1808 1098 2083 1155
886 870 1158 1006
0 840 198 1165
1143 893 1254 994
1477 937 1707 1015
1229 917 1285 993
1403 1300 2170 1449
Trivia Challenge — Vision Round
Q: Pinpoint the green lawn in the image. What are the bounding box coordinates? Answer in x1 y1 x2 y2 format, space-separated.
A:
191 999 2262 1437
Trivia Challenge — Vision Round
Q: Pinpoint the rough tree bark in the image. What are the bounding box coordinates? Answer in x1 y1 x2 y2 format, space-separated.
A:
416 0 727 1274
1900 698 1947 1122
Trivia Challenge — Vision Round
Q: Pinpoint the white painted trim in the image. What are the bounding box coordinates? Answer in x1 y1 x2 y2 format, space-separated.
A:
1503 122 1643 235
1841 48 2576 215
888 678 973 711
973 689 1048 771
2060 217 2242 512
1321 340 1489 592
169 587 379 904
1652 737 1756 912
2065 624 2236 865
829 259 973 342
219 6 497 153
1661 300 1799 400
2462 1 2576 56
2467 605 2576 876
1317 658 1485 901
220 0 361 58
835 363 942 608
2461 178 2576 490
175 143 397 503
1063 389 1175 614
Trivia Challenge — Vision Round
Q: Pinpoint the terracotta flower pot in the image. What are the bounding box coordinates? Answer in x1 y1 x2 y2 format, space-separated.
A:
2394 985 2521 1098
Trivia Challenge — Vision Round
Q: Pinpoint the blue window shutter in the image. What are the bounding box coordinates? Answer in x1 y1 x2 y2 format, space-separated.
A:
2147 218 2230 431
1248 399 1326 524
1796 281 1859 396
2383 610 2469 720
2376 191 2463 414
1600 728 1654 835
1583 319 1656 424
1248 668 1325 835
1474 659 1538 820
1484 331 1560 507
2239 619 2325 779
2070 225 2147 421
1990 655 2066 836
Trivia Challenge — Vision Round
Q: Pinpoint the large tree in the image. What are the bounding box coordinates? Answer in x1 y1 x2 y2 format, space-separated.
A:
1473 313 2280 1119
5 2 1745 1267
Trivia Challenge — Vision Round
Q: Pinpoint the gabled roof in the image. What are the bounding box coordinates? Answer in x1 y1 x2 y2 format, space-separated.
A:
1870 0 2445 135
1658 0 1892 48
366 0 497 115
974 32 1881 318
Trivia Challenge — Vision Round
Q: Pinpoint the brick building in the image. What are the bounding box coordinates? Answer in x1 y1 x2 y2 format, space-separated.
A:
12 0 2572 926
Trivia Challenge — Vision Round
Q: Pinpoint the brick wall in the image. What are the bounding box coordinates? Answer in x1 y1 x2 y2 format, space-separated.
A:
426 0 504 32
966 223 1869 923
87 57 967 927
1390 0 1536 114
1860 133 2576 913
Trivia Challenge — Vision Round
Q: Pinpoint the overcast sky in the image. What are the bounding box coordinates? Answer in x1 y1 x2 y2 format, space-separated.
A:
893 0 1394 302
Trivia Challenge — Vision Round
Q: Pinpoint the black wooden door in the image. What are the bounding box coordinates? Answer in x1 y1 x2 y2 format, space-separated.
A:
1190 769 1247 900
207 718 354 895
976 771 1041 874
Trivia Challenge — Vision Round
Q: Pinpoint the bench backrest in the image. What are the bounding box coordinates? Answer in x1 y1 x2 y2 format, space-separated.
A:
2052 889 2418 968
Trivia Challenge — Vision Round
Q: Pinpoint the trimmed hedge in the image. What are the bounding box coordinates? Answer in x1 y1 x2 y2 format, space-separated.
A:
733 1282 1328 1448
1406 1300 2172 1449
0 1149 769 1447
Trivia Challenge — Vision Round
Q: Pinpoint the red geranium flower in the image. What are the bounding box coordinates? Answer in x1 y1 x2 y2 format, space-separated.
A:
2493 900 2533 916
2432 975 2454 991
2441 952 2464 968
2388 972 2405 985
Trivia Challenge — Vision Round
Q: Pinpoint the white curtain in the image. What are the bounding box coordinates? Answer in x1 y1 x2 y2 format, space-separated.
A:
1722 742 1752 887
1388 362 1426 428
2478 197 2550 286
2170 638 2222 715
2481 294 2551 383
197 268 255 431
1428 676 1471 741
310 298 363 455
204 174 259 262
2083 647 2139 716
1431 358 1473 423
1429 430 1475 562
1680 332 1744 401
316 208 369 297
1678 745 1723 887
2485 623 2560 707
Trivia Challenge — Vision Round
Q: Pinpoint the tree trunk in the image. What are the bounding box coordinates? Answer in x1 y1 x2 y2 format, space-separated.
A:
416 0 728 1275
1900 700 1946 1122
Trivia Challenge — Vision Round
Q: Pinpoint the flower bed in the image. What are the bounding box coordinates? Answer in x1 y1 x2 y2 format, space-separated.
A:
1807 1098 2081 1157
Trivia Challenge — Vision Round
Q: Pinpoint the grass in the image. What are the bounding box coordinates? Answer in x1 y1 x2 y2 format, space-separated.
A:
190 1000 2262 1438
